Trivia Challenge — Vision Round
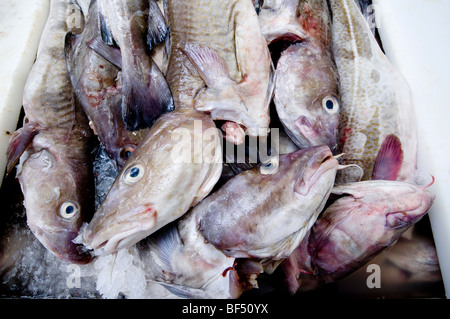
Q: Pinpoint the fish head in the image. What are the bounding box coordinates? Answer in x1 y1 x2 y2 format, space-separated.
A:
82 110 222 255
274 41 340 151
81 143 159 254
18 133 94 264
289 145 339 200
198 145 338 259
331 180 435 231
309 180 435 280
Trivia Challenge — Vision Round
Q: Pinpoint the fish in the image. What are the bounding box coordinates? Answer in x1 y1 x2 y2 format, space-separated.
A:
80 108 223 255
196 145 339 260
328 0 417 183
5 0 95 264
272 0 341 151
280 179 435 293
93 147 341 298
65 0 146 170
95 0 174 131
165 0 274 141
384 232 441 278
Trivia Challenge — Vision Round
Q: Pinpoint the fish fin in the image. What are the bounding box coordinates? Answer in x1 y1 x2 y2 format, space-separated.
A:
233 0 270 83
147 0 168 51
180 44 230 88
159 282 207 299
143 226 181 273
6 123 40 175
98 9 117 47
64 32 80 79
120 73 174 131
371 134 404 181
87 35 122 69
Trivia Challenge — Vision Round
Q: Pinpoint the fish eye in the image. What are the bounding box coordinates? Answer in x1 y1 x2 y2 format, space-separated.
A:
322 95 340 114
120 146 136 160
60 201 79 219
123 164 144 185
260 157 279 175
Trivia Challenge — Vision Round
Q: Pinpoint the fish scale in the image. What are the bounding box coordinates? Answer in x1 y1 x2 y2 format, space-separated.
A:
166 0 241 108
165 0 272 137
329 0 417 183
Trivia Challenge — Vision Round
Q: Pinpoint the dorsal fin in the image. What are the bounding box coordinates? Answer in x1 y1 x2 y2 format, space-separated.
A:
371 134 404 181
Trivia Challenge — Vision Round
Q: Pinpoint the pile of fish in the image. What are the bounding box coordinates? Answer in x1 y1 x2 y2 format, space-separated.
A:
0 0 439 299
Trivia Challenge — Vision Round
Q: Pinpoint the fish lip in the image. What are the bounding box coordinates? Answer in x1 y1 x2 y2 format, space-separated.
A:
296 146 338 196
294 116 337 151
31 226 93 264
83 203 157 254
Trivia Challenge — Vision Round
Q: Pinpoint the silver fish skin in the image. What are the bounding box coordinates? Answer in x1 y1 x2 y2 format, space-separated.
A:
65 0 146 170
197 145 339 260
273 0 341 151
281 180 435 293
329 0 417 183
81 108 223 255
97 0 174 131
165 0 273 138
6 0 94 264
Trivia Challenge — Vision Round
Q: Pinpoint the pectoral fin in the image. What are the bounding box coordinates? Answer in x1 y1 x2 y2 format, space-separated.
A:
6 123 41 175
180 44 230 88
87 35 122 69
64 32 78 76
371 134 404 181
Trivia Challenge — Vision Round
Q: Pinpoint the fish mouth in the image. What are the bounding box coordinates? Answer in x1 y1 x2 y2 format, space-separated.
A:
294 116 337 152
296 146 339 196
385 189 435 230
31 226 93 264
268 33 304 67
82 203 157 254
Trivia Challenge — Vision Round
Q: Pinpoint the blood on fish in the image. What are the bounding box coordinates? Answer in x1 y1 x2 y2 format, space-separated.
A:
222 267 234 277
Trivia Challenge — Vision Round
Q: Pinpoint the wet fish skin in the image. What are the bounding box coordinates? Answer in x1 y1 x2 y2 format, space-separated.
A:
257 0 308 44
97 0 174 131
81 108 223 255
197 145 339 260
6 0 94 264
65 0 146 170
273 0 340 151
165 0 273 137
134 212 244 299
281 180 435 292
329 0 417 183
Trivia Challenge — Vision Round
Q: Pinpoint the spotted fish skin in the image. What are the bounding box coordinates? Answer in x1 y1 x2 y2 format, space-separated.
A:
165 0 273 137
329 0 417 183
